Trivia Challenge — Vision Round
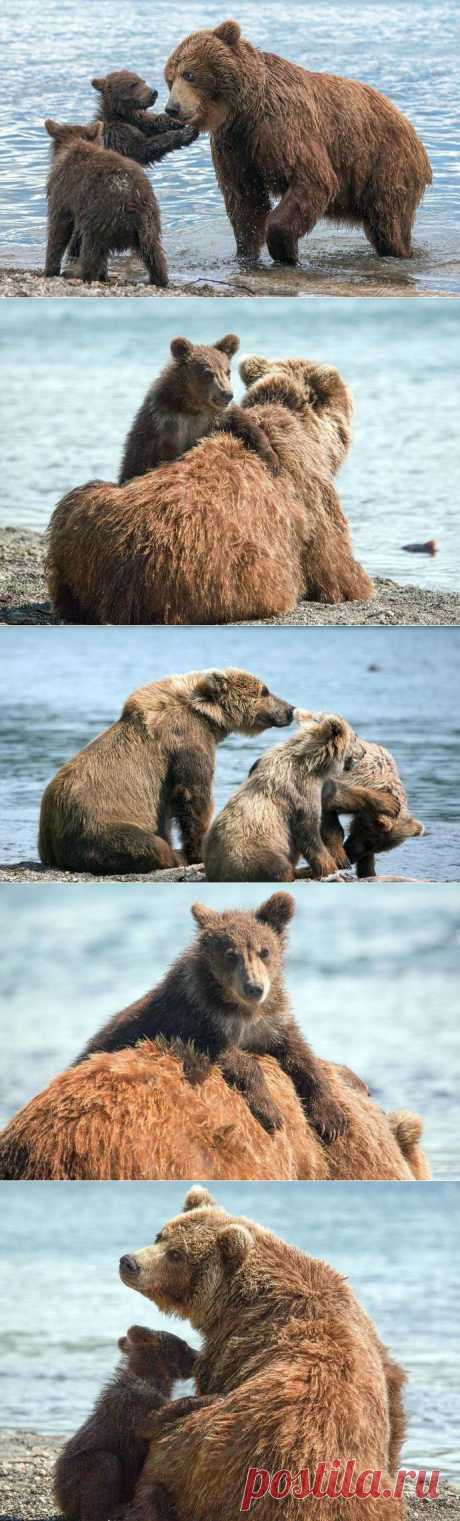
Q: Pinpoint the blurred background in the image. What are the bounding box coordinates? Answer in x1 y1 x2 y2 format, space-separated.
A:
0 625 459 880
0 1181 459 1481
0 881 459 1178
1 297 459 590
1 0 459 290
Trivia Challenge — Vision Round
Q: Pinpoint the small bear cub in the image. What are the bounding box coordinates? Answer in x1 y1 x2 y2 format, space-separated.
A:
119 334 279 482
44 120 168 285
53 1324 199 1521
91 70 198 164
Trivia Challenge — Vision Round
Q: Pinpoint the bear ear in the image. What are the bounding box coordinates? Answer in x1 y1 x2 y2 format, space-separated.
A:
239 355 269 386
44 119 62 138
91 76 106 91
191 902 222 931
87 121 104 142
170 337 193 361
215 333 239 357
256 893 295 934
293 708 319 729
194 669 228 703
183 1186 216 1212
213 19 241 47
217 1224 253 1267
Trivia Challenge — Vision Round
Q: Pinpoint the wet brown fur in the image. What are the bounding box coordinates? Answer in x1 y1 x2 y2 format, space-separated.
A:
46 357 372 625
92 70 197 165
44 119 168 284
0 1044 429 1182
38 669 293 874
318 721 425 877
120 1190 407 1521
53 1325 197 1521
165 20 432 264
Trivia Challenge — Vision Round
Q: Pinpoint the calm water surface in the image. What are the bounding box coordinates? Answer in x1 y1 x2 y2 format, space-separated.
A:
0 625 459 880
0 1182 459 1481
1 0 459 291
1 298 459 591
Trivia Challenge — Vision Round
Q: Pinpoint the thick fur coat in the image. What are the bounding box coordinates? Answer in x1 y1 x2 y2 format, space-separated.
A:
38 669 293 874
320 724 425 877
44 120 167 284
165 20 432 263
46 357 372 624
92 71 196 165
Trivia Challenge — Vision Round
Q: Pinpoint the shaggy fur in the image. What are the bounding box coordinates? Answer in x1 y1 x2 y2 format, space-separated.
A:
165 20 432 263
46 357 372 625
38 669 293 875
71 892 347 1143
317 720 425 877
44 120 168 284
0 1044 429 1182
54 1326 197 1521
119 333 278 482
205 712 360 881
92 71 197 165
119 1190 407 1521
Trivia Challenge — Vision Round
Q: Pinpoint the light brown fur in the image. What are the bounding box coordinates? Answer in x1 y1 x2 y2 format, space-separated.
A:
46 357 373 625
38 669 293 874
308 714 425 877
119 1190 407 1521
0 1042 429 1181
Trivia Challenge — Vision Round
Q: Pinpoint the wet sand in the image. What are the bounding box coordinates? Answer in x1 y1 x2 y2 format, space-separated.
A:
1 529 458 627
0 1431 457 1521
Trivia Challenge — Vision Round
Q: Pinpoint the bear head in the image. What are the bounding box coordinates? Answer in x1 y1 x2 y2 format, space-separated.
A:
239 356 353 468
287 709 357 774
188 892 294 1012
164 21 257 132
121 670 293 737
168 334 239 412
120 1189 263 1329
118 1324 196 1388
91 70 158 115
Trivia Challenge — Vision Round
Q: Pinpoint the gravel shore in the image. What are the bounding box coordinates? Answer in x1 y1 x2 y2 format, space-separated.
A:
1 528 458 627
0 861 428 884
0 1431 457 1521
2 265 458 300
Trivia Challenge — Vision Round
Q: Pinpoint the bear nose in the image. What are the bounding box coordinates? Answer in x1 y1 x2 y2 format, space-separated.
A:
120 1254 140 1277
222 388 233 402
165 99 182 117
244 982 265 1001
284 705 294 722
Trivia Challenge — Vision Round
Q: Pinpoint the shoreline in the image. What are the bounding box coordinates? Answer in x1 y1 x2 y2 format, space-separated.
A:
2 266 458 300
1 528 458 628
0 1431 457 1521
0 862 430 884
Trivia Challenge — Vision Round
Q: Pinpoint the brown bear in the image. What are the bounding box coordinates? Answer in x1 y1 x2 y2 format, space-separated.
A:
53 1324 204 1521
204 712 376 881
44 120 168 284
119 1189 407 1521
38 669 293 874
317 721 425 878
92 70 197 165
164 20 432 264
0 1043 430 1182
71 892 347 1143
46 356 372 625
119 333 279 482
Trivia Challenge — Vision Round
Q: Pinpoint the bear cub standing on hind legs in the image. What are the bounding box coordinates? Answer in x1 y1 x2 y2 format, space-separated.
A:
44 120 168 284
92 70 198 164
119 333 279 481
74 892 348 1144
54 1324 211 1521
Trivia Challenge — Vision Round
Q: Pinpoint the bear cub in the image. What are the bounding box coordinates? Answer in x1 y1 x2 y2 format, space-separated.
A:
119 334 279 482
44 120 168 285
92 70 197 164
75 893 347 1143
53 1325 199 1521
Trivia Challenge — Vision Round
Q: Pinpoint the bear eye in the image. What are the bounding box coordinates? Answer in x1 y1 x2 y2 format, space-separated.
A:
260 684 269 697
167 1248 185 1263
182 70 195 82
259 947 270 960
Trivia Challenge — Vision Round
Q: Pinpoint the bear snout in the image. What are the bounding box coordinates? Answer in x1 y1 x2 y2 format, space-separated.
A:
165 98 185 119
243 981 265 1002
119 1254 140 1280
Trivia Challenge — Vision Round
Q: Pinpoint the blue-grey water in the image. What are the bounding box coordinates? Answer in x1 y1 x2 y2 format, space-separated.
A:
1 0 459 292
0 625 459 880
1 297 459 592
0 881 459 1179
0 1182 459 1482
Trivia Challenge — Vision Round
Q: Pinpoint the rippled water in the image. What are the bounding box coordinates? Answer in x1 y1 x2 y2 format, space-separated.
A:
0 880 459 1179
0 1181 459 1480
1 297 460 591
0 624 459 879
1 0 459 291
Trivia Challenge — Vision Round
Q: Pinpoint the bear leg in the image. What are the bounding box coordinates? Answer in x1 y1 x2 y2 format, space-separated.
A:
364 209 413 259
320 805 349 869
136 218 169 287
78 1451 123 1521
128 1477 181 1521
79 233 108 282
267 157 337 264
45 209 74 276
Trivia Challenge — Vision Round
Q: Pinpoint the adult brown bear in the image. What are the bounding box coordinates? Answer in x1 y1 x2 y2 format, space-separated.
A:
46 357 372 624
164 20 432 263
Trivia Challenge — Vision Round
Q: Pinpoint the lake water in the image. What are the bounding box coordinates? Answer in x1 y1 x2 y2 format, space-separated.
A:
0 625 459 881
1 0 459 292
0 1181 459 1482
0 879 459 1179
1 297 460 592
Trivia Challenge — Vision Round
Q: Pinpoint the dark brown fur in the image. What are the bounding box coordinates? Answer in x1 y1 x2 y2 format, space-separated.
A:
73 893 347 1144
53 1325 197 1521
46 357 372 625
44 120 168 284
92 70 197 164
165 20 432 263
38 669 293 874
